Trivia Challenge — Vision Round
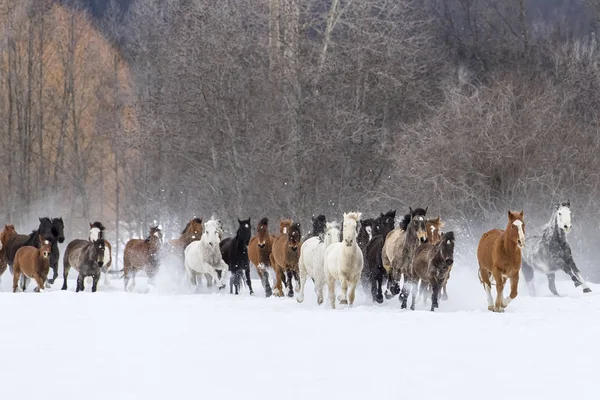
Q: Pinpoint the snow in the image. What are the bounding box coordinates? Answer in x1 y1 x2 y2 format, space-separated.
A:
0 264 599 400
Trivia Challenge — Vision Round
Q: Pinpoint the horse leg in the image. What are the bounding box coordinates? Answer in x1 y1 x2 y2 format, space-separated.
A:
338 278 349 305
12 265 21 293
272 262 284 297
286 270 294 298
348 279 358 307
520 259 536 296
430 282 440 311
547 273 559 297
76 274 85 293
492 269 505 312
297 261 307 303
565 265 592 293
258 264 272 298
62 261 71 291
326 274 336 309
375 272 384 304
502 273 519 309
409 278 417 311
244 267 254 295
21 275 29 292
48 246 59 285
91 274 100 293
399 274 410 309
130 270 137 292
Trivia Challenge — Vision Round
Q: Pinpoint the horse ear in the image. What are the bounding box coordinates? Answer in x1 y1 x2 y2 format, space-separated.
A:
519 210 524 218
566 199 570 208
89 223 93 228
508 210 514 220
409 207 414 215
554 203 559 210
425 207 428 215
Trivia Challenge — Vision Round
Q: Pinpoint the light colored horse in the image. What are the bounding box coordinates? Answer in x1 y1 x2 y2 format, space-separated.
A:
184 218 228 290
297 222 341 305
324 212 364 309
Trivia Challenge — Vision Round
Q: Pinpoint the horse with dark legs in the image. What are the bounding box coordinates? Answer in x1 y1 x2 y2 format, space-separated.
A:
413 231 455 311
383 208 428 300
63 227 106 292
123 226 163 292
0 225 18 286
390 207 429 309
521 201 591 296
48 218 65 284
416 217 450 301
89 222 113 285
477 210 525 312
248 218 276 297
362 210 396 303
220 218 253 295
271 219 302 297
12 236 52 292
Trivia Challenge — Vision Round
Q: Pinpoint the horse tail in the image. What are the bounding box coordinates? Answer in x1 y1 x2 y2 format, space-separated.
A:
108 268 125 279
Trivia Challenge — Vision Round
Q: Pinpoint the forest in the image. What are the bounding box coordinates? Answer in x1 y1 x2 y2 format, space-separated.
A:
1 0 599 278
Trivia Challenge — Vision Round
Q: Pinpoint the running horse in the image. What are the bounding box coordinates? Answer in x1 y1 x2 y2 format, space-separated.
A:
248 218 276 297
271 219 302 297
477 210 525 312
0 225 18 286
89 222 113 285
123 226 163 292
62 227 106 292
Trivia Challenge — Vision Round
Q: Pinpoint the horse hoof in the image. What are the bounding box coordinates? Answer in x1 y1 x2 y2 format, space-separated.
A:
493 306 504 313
400 303 407 309
375 295 383 304
410 305 415 311
441 294 448 301
250 290 255 296
584 288 592 293
287 291 294 298
384 291 393 300
340 299 348 305
487 305 494 311
296 296 304 303
45 282 51 289
218 285 226 290
317 297 323 305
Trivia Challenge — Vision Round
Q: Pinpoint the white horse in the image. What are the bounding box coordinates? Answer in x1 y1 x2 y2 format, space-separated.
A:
324 212 364 309
184 218 228 290
89 223 113 285
297 222 341 305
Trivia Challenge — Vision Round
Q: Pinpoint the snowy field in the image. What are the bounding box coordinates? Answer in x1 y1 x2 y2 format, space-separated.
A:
1 263 599 400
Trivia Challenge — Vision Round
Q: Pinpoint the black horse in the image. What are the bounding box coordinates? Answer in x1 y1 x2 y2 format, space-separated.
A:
521 201 591 296
62 228 105 292
49 218 65 284
220 218 253 295
306 215 327 242
362 210 396 303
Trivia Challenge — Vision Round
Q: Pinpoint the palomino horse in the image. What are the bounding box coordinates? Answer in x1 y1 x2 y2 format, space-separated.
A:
271 219 302 297
521 201 591 296
123 226 163 292
248 218 276 297
0 224 18 285
63 228 106 292
12 236 52 292
362 210 396 303
390 207 429 309
297 221 341 305
412 231 455 311
89 222 113 285
185 218 228 291
324 212 364 309
220 218 253 295
477 210 525 312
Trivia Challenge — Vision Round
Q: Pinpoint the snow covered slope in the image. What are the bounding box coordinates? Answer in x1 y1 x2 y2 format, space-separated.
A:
0 264 598 400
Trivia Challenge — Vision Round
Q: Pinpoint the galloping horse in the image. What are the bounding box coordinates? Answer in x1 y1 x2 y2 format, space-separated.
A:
477 210 525 312
297 221 341 305
63 228 106 292
185 218 228 291
324 212 364 309
123 226 163 292
271 219 302 297
363 210 396 303
521 201 591 296
248 218 276 297
48 217 66 284
0 225 18 285
220 218 253 295
308 215 327 241
12 236 52 292
168 218 203 256
89 222 113 285
390 207 429 309
413 231 455 311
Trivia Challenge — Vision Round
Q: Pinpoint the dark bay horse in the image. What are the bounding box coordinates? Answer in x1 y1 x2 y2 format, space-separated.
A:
248 218 276 297
220 218 253 295
477 210 525 312
63 228 106 292
12 236 52 292
362 210 396 303
123 226 163 292
89 222 113 285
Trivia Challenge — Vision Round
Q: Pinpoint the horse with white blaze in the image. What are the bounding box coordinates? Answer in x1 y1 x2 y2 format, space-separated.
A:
521 201 591 296
184 218 228 290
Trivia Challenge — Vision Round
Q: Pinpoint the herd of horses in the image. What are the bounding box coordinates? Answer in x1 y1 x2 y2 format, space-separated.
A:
0 200 592 311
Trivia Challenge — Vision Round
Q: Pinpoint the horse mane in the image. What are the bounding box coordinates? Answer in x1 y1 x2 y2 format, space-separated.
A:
442 231 454 242
181 217 202 235
91 221 106 231
259 217 269 226
344 212 362 222
290 222 302 236
398 208 427 231
279 219 293 234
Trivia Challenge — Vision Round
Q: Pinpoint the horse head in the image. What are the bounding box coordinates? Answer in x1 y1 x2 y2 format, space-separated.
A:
426 216 444 244
378 210 396 236
89 221 106 242
237 218 252 245
438 231 455 269
311 215 327 239
286 222 302 253
507 210 525 249
183 217 203 239
342 212 362 247
408 207 428 244
38 235 52 259
257 218 270 249
357 218 374 246
554 201 572 234
91 233 106 268
38 218 54 241
149 226 163 244
324 222 341 247
203 219 222 248
51 217 65 243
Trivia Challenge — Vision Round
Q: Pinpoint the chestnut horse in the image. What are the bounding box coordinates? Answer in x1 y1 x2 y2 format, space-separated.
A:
0 225 18 285
168 218 203 255
123 226 163 292
12 236 52 292
248 218 276 297
477 210 525 312
271 219 302 297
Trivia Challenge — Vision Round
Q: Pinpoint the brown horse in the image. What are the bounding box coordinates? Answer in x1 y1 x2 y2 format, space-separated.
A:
12 236 52 292
89 222 113 285
248 217 276 297
123 226 163 292
418 217 454 301
271 219 302 297
477 210 525 312
0 225 18 282
168 218 203 255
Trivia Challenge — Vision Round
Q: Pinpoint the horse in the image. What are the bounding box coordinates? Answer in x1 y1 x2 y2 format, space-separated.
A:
412 231 455 311
62 229 106 292
89 222 113 285
308 215 327 241
382 207 428 298
12 236 52 292
416 217 450 301
248 218 276 297
477 210 525 312
0 224 18 286
123 226 163 292
362 210 397 303
271 219 302 297
167 218 203 258
297 221 341 305
357 218 374 251
323 212 364 309
3 218 54 275
48 217 66 284
184 218 228 291
220 218 253 295
390 207 429 309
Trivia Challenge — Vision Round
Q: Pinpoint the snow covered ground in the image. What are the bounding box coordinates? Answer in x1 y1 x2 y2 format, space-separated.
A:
0 262 598 400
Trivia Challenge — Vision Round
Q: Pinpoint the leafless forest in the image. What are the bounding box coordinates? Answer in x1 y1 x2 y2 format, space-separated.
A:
1 0 599 279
